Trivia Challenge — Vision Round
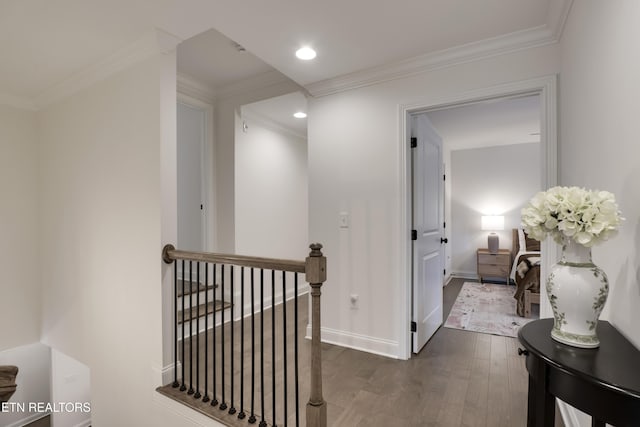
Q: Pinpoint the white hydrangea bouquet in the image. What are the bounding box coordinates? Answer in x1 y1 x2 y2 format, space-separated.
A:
521 186 623 247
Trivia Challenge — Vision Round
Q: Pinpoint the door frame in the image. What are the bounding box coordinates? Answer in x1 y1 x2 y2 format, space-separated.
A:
397 75 558 360
177 92 216 252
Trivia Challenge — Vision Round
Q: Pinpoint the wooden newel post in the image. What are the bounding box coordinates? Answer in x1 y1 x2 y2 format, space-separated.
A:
305 243 327 427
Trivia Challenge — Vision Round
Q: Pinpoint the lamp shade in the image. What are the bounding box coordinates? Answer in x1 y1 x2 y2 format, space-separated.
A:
481 215 505 231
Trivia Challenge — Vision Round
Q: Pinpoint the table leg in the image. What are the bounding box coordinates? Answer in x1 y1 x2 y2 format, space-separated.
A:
527 357 555 427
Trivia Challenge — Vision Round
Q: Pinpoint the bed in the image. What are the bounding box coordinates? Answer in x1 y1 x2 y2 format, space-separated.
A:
511 228 541 317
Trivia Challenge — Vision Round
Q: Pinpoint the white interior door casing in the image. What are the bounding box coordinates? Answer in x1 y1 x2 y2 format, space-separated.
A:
412 113 445 353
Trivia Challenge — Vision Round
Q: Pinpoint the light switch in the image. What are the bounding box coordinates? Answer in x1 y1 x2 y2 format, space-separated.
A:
339 212 349 228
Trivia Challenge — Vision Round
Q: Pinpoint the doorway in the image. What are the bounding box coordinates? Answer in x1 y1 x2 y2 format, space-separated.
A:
400 76 558 360
177 96 214 252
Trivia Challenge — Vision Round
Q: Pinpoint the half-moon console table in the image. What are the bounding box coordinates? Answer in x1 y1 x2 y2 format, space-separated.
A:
518 319 640 427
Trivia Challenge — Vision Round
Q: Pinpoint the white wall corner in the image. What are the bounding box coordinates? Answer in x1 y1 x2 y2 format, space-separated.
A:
547 0 575 41
34 28 182 109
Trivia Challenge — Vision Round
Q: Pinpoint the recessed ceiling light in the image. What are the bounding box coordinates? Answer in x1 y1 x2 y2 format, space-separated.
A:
293 112 307 119
295 47 316 60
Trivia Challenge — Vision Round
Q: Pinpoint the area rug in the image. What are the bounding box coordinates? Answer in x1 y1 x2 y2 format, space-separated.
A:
444 282 537 338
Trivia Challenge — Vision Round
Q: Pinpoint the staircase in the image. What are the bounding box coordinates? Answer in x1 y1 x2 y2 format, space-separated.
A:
0 365 18 403
158 244 327 427
177 279 231 337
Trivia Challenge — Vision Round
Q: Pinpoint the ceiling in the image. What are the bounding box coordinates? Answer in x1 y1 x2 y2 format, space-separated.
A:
0 0 571 108
427 95 541 151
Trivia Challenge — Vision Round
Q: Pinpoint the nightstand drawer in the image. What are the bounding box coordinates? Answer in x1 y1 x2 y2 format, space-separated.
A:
478 253 510 266
478 264 510 276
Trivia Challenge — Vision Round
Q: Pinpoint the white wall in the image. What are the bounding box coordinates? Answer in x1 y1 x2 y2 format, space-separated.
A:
51 349 91 427
35 50 211 426
450 143 540 277
558 2 640 425
0 343 51 427
308 43 560 358
235 112 308 259
0 105 40 351
214 82 302 253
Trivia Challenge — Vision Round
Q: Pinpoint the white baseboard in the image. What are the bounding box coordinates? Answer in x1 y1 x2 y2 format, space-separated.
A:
160 361 183 386
152 390 225 427
305 325 399 359
73 418 92 427
4 412 50 427
450 272 477 281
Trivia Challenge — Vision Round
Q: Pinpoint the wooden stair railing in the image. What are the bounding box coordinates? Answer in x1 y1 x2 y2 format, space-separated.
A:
159 244 327 427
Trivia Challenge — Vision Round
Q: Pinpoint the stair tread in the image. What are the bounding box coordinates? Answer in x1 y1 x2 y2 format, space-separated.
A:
176 281 218 297
177 300 231 324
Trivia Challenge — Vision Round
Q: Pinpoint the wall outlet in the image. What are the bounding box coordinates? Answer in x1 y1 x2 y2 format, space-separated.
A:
350 294 359 309
339 212 349 228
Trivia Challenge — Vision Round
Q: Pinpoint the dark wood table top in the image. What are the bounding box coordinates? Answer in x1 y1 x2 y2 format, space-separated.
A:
518 319 640 401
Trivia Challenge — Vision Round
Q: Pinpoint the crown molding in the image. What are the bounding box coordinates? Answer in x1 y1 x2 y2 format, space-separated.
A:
306 0 573 97
34 28 182 110
242 108 307 140
177 72 216 104
215 69 296 101
0 92 37 111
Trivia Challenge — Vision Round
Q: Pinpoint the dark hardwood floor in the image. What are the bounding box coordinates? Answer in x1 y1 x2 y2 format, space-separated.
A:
323 278 530 427
161 278 564 427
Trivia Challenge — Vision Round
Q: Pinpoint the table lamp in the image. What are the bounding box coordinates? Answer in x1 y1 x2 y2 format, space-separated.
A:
481 215 504 254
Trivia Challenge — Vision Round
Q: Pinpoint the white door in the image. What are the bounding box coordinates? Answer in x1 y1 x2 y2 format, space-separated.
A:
412 113 445 353
177 102 205 251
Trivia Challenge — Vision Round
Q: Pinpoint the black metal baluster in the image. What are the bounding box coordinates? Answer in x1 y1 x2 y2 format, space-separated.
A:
188 261 194 395
271 270 277 427
220 265 228 411
229 267 236 415
194 262 201 399
180 260 186 392
211 264 219 407
239 267 246 420
282 273 288 427
259 269 266 427
203 263 210 403
249 268 256 424
294 273 299 427
172 260 179 388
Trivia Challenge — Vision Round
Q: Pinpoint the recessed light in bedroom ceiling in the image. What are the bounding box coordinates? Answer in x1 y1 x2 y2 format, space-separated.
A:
293 112 307 119
295 46 316 60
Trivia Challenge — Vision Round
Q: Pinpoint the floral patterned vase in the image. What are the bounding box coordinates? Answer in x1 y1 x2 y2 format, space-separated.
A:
546 238 609 348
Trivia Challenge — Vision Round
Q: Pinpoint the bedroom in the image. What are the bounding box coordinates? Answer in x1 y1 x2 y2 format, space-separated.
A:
426 93 542 325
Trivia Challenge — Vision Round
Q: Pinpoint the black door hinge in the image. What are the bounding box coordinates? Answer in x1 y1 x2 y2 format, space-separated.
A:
411 230 417 240
443 174 446 181
443 221 446 229
443 269 446 276
410 137 417 148
411 321 417 332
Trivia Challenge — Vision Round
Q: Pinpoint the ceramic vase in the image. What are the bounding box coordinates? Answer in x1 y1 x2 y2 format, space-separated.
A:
546 238 609 348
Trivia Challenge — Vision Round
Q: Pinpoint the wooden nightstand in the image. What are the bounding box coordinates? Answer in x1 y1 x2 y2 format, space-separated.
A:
477 249 511 284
